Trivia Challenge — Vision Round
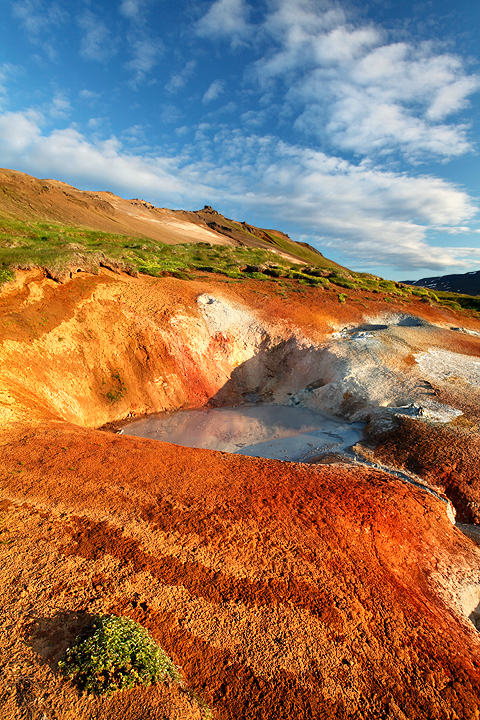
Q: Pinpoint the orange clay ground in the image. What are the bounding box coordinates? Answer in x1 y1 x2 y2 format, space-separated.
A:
2 269 480 719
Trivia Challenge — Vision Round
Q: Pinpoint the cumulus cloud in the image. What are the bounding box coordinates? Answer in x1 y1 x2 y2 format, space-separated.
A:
0 110 195 200
0 110 43 152
196 0 251 46
202 79 225 104
198 0 480 161
179 126 479 270
237 139 478 269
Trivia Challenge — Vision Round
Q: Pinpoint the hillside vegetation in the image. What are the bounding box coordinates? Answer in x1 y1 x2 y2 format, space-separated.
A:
1 168 479 316
1 214 479 319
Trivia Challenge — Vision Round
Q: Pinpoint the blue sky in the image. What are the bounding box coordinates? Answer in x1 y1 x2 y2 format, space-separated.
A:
1 0 480 279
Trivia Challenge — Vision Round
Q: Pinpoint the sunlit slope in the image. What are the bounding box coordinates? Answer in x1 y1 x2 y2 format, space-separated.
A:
0 167 343 269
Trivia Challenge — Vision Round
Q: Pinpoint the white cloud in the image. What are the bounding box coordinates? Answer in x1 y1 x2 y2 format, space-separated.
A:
241 109 267 127
79 89 101 100
160 104 183 124
180 127 479 270
165 61 196 94
0 108 478 273
0 110 43 152
87 117 108 130
48 92 71 119
12 0 68 37
12 0 68 59
78 11 115 62
125 38 162 84
0 110 195 200
196 0 251 46
202 79 225 104
0 64 18 101
200 0 479 161
120 0 147 20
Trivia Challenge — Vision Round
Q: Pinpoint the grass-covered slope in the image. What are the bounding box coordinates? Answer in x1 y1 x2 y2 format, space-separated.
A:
1 216 480 319
0 168 344 269
1 168 479 318
0 216 338 285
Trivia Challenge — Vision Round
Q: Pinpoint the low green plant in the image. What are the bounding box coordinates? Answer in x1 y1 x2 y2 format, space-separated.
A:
105 371 126 403
411 287 429 297
338 293 347 303
58 614 180 696
0 266 14 285
330 278 357 290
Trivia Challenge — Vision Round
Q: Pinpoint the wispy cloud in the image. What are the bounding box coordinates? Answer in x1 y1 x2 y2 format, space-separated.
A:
48 92 71 119
1 107 477 273
125 38 162 85
160 104 183 124
165 61 196 94
202 79 225 104
119 0 150 24
12 0 68 59
79 89 101 101
12 0 68 37
0 64 18 102
78 11 116 62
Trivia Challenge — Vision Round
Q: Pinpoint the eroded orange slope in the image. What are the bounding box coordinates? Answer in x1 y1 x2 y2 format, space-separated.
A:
1 422 480 719
1 269 480 718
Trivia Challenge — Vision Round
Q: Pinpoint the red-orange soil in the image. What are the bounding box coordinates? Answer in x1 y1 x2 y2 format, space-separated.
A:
2 269 480 719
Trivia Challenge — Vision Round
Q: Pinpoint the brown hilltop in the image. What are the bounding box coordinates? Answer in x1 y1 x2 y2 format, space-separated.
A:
0 168 337 267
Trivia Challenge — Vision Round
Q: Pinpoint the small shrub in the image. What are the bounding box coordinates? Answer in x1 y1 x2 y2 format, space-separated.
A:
331 278 357 290
58 614 180 696
0 266 14 285
338 293 347 303
411 287 429 296
106 371 126 403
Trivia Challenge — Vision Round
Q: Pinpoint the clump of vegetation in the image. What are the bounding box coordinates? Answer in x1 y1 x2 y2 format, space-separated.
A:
338 293 347 303
105 371 126 403
58 614 180 696
0 266 14 284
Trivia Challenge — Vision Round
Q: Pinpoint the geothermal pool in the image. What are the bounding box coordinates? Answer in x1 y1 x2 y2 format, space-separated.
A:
121 404 364 463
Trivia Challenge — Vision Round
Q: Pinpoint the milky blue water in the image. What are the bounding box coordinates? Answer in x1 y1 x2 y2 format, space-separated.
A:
121 404 364 463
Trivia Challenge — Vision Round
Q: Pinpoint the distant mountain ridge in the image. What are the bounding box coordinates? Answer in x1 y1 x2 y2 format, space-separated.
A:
403 270 480 296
